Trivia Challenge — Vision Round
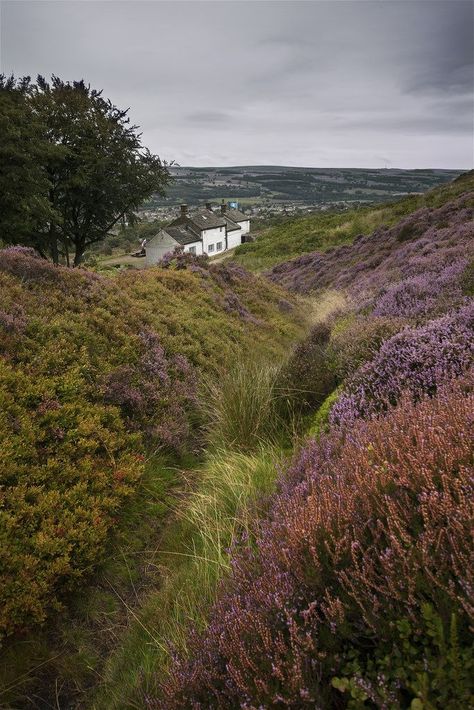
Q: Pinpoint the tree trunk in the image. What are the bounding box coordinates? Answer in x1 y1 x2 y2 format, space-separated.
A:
73 237 85 267
49 225 59 264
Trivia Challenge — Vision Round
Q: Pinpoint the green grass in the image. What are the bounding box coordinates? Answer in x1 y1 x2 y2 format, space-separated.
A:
88 357 294 708
90 445 283 709
234 171 474 271
199 358 287 451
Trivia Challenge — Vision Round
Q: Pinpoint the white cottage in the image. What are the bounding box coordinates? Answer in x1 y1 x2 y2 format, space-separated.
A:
145 202 251 266
222 205 251 237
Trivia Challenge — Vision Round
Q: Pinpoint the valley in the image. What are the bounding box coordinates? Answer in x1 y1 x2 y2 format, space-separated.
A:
141 166 463 222
1 171 472 709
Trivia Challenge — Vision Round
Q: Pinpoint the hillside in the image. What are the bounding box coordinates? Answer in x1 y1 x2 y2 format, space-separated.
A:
151 175 474 708
233 170 473 271
2 174 473 709
0 249 304 705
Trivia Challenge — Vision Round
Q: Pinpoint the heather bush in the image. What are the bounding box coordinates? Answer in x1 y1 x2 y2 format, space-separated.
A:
159 246 209 271
157 375 474 708
0 360 143 637
268 190 474 310
0 246 303 639
331 303 474 427
372 261 469 321
104 330 198 453
328 314 406 380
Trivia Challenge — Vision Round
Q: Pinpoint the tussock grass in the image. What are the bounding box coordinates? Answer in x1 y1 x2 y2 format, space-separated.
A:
92 446 282 708
200 358 287 451
306 289 346 325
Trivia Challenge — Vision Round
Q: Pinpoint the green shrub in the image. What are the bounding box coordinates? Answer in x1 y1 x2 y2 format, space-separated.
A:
332 606 474 709
276 321 335 414
307 387 341 438
0 360 142 637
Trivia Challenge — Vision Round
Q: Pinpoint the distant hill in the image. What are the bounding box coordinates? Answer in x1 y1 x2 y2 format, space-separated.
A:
145 165 464 209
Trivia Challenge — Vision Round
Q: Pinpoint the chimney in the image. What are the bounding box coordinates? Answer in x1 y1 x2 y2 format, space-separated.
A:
180 204 188 217
220 199 227 215
205 202 212 211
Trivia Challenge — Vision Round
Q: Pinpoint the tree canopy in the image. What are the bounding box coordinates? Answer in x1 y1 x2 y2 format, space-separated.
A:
0 75 170 265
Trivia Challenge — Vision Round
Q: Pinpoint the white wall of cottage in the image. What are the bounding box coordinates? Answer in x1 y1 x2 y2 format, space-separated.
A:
227 228 243 249
146 230 202 265
236 219 250 235
201 225 226 254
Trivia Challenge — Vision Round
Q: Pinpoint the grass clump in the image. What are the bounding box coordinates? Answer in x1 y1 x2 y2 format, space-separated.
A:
200 358 286 451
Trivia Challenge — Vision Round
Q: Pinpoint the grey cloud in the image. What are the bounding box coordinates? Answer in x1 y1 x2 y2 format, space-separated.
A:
184 111 233 125
1 0 472 169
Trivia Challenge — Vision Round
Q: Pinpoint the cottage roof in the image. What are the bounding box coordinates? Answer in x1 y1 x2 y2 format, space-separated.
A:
189 208 227 230
165 225 201 246
225 208 248 222
222 216 241 232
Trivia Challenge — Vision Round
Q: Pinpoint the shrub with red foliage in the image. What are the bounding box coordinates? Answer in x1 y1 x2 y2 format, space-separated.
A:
156 374 474 708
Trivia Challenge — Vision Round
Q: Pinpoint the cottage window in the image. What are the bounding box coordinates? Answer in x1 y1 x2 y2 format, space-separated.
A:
188 246 196 254
208 244 215 253
216 242 222 251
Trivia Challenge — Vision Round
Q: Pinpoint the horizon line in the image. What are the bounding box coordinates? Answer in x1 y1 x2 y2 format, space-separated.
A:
170 164 469 172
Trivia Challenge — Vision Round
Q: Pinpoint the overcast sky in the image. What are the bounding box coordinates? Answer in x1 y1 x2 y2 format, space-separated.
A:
1 0 473 168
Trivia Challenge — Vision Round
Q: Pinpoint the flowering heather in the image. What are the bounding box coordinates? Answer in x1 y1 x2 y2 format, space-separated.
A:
330 302 474 427
104 330 198 453
157 375 474 708
372 261 469 320
327 314 406 380
159 246 210 271
0 304 27 334
0 244 102 290
268 193 474 323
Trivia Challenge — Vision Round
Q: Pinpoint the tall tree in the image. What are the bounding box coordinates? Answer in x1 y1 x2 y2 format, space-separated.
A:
33 76 171 265
0 76 56 251
0 75 171 265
